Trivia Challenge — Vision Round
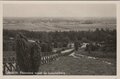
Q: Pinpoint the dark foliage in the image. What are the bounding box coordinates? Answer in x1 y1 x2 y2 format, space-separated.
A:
15 33 41 72
3 28 116 52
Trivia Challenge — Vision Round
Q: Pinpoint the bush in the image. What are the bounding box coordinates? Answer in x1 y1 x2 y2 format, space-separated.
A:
16 33 41 73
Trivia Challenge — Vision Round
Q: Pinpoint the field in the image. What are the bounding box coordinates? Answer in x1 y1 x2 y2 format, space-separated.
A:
39 49 116 75
3 48 116 75
3 17 116 31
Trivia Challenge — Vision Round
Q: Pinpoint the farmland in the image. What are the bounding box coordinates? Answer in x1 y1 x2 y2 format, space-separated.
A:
3 17 116 75
3 17 116 31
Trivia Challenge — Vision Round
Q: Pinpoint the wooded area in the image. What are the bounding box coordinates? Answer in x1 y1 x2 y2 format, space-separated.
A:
3 28 116 52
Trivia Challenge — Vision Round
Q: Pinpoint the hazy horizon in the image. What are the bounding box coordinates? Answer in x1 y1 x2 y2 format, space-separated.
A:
3 16 116 32
3 3 116 32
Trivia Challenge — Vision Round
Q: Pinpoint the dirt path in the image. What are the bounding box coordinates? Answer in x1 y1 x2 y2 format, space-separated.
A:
70 52 113 65
39 50 116 75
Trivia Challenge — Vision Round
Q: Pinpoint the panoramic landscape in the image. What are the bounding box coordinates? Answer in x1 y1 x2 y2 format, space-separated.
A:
3 3 116 75
3 17 116 31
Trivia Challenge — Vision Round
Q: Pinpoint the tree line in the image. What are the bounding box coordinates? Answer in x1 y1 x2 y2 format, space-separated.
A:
3 28 116 52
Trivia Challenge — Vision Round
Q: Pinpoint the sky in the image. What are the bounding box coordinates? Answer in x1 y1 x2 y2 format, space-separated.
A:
3 3 116 17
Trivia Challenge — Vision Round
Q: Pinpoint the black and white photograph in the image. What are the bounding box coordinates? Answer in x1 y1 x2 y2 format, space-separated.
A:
3 2 117 75
2 0 120 1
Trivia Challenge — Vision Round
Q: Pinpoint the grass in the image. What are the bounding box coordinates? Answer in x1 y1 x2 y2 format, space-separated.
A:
39 57 116 75
78 48 116 58
3 51 16 63
39 50 116 75
3 49 116 75
76 48 116 65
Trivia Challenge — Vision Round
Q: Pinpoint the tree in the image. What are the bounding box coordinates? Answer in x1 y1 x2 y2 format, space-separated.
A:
16 33 41 74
